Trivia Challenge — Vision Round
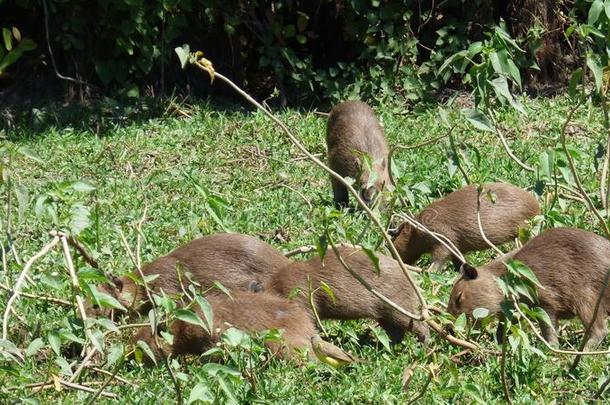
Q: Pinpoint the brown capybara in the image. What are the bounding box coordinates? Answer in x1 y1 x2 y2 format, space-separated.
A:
88 233 291 317
447 227 610 349
326 100 391 207
133 291 316 362
264 246 429 344
392 182 539 271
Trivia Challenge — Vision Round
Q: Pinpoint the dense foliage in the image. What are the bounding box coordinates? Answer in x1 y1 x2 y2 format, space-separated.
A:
0 0 580 105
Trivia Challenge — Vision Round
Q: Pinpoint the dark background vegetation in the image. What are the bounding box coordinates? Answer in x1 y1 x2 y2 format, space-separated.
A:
0 0 580 109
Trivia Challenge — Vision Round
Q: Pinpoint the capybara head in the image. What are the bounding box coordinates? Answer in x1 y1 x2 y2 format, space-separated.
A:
447 263 503 316
85 274 131 319
358 157 390 207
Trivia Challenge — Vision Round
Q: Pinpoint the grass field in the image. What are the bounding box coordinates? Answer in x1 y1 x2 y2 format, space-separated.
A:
2 94 610 403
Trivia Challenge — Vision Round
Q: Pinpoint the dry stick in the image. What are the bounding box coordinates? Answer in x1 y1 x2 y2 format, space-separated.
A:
70 345 99 383
513 303 610 356
488 113 535 172
326 235 479 351
84 360 124 405
60 234 89 324
191 59 427 307
569 266 610 372
191 57 484 351
118 219 183 405
0 282 70 305
284 245 316 258
58 378 116 399
88 366 136 387
476 187 505 257
277 183 313 210
2 234 60 340
67 236 99 269
559 104 610 237
395 213 466 264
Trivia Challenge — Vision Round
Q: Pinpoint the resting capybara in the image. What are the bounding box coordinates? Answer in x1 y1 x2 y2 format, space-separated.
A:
88 233 291 317
265 246 429 344
133 291 316 362
392 182 539 270
326 100 391 207
447 227 610 348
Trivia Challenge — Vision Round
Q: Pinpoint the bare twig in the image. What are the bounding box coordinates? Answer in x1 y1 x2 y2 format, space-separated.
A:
2 234 60 340
0 281 70 305
67 236 99 269
191 57 427 314
407 367 434 404
488 113 535 172
559 104 610 237
476 186 505 257
60 234 89 324
514 303 610 356
42 0 94 88
84 360 124 405
284 245 316 258
276 183 313 211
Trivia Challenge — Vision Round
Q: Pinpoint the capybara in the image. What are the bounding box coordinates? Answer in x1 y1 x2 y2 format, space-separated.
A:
88 233 291 317
134 291 316 362
326 100 391 207
392 182 539 270
265 246 429 344
447 227 610 348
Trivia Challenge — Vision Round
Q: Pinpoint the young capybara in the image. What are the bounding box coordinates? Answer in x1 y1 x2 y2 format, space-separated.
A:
89 233 291 317
133 291 316 362
447 227 610 348
392 182 539 270
326 100 392 207
264 246 429 344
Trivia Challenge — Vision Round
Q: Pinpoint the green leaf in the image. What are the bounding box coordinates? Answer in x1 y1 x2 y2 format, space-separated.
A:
362 246 380 274
318 281 336 304
472 307 489 319
90 285 127 311
369 325 392 353
71 181 96 192
589 0 604 25
175 44 191 69
136 340 157 365
605 0 610 19
69 203 91 235
48 331 61 356
462 109 495 133
454 313 466 333
2 27 12 51
568 67 583 98
160 330 175 346
217 375 239 405
175 309 206 329
107 343 124 367
463 383 486 404
188 382 214 404
195 295 214 334
316 234 328 262
16 146 43 163
88 329 105 353
25 338 45 357
586 52 603 93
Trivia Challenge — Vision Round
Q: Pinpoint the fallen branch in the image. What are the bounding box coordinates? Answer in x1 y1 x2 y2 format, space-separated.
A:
2 233 60 340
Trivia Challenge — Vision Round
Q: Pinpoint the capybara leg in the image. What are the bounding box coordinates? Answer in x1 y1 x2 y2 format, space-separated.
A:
430 245 451 272
540 312 559 346
378 319 406 345
331 178 349 207
583 311 608 350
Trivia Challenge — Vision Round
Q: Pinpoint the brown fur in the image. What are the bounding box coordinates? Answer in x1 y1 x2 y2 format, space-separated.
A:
326 100 391 207
134 291 316 362
448 227 610 348
265 246 429 344
393 183 539 270
88 233 291 317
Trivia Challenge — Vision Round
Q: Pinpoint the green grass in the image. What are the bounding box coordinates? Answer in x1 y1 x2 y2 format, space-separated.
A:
1 95 609 404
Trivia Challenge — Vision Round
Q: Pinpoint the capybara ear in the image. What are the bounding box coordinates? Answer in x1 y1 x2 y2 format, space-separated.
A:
461 263 478 280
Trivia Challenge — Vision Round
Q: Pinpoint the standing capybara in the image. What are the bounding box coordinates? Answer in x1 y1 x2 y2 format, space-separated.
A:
326 100 391 207
264 246 429 344
392 183 539 270
133 291 317 362
447 227 610 348
88 233 291 317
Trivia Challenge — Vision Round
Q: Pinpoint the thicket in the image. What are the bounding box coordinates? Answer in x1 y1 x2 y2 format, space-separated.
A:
0 0 581 105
